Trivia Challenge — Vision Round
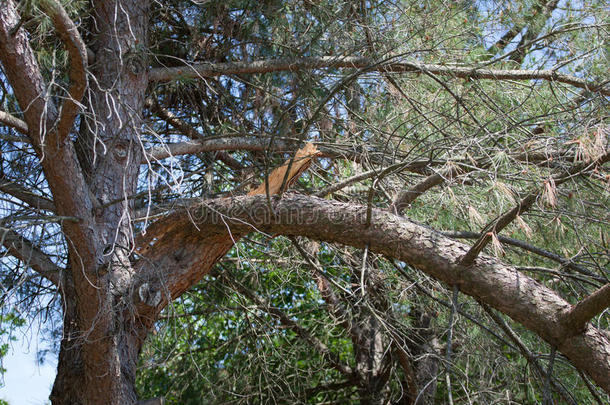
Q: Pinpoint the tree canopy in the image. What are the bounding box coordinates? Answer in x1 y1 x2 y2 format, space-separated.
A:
0 0 608 404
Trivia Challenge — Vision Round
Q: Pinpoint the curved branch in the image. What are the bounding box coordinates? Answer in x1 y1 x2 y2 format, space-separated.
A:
135 193 610 393
148 56 610 96
0 0 98 275
38 0 88 141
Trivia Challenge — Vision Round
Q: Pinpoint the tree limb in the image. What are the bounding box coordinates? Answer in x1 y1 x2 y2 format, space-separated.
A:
145 99 242 169
0 180 56 211
148 56 610 96
459 150 610 265
443 231 605 282
0 110 28 136
0 0 98 271
38 0 88 142
144 137 406 166
0 226 61 285
480 303 577 405
222 272 356 378
562 284 610 335
134 193 610 392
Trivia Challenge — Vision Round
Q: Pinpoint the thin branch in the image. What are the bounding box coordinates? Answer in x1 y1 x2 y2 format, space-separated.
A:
148 56 610 96
145 137 293 161
459 150 610 265
443 231 605 282
145 98 242 169
144 136 426 166
222 273 356 379
444 285 459 405
290 237 361 341
0 227 61 285
562 284 610 335
480 303 577 405
486 0 559 57
543 346 557 405
390 147 590 215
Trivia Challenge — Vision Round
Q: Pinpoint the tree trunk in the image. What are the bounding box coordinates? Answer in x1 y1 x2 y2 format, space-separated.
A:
50 284 147 405
50 0 150 403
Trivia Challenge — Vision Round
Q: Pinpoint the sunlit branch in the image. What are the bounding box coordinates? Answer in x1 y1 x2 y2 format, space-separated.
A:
138 192 610 390
149 56 610 96
144 136 400 165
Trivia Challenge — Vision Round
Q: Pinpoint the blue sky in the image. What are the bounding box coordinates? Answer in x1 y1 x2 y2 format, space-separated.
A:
0 328 56 405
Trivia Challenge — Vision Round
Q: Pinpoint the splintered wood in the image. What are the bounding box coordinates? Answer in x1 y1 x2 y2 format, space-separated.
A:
136 143 320 308
248 142 320 196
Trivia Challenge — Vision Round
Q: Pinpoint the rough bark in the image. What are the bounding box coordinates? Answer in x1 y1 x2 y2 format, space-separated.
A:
49 0 152 403
135 194 610 392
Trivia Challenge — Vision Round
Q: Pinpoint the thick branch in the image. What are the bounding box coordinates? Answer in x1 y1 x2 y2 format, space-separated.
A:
0 110 28 136
148 56 610 96
135 193 610 392
0 227 61 285
0 180 56 211
562 284 610 335
0 0 98 270
38 0 88 141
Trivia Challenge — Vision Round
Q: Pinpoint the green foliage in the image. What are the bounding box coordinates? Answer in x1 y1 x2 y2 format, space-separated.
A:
0 312 25 376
